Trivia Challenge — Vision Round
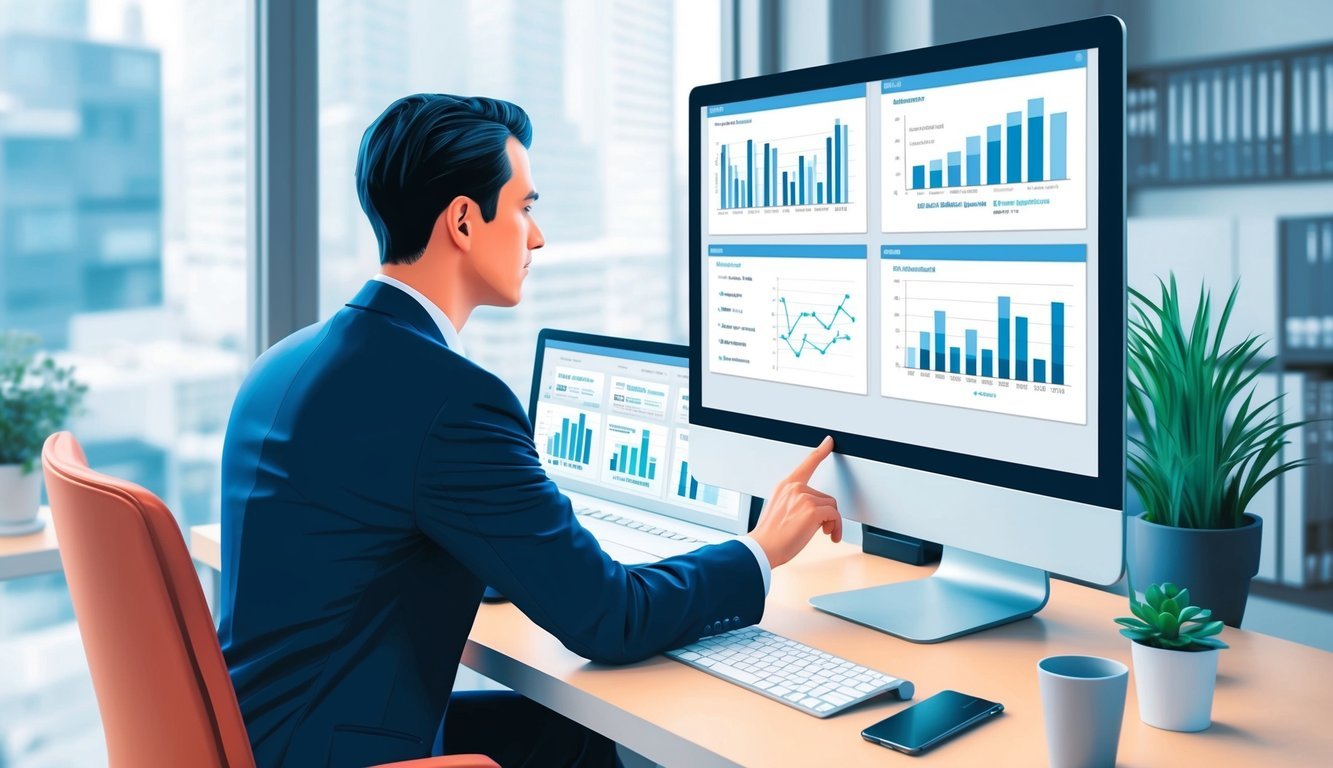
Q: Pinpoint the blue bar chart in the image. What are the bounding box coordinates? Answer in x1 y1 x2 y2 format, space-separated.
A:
533 403 601 478
669 430 742 516
881 50 1088 234
602 417 668 496
707 85 867 236
880 244 1087 424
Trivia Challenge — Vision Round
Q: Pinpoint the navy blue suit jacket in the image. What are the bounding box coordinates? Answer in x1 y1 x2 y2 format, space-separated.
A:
219 280 765 767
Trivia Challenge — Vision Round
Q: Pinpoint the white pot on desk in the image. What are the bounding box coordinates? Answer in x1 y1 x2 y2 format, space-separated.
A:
1131 641 1218 732
0 464 43 536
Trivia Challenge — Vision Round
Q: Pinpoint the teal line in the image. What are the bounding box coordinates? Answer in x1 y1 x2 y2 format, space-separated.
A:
778 293 855 358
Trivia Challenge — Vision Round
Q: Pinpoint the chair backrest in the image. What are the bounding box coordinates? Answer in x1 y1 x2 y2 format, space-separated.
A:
41 431 254 768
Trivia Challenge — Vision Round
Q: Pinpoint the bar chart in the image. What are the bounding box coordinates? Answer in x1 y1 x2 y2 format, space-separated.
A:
708 244 868 394
533 403 601 478
881 50 1088 234
669 430 742 517
602 416 668 497
880 244 1088 424
707 85 867 236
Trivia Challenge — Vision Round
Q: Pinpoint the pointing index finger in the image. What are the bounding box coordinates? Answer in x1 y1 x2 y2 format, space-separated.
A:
786 436 834 484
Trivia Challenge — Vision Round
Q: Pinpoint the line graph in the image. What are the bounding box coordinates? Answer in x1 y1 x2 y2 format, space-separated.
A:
777 292 856 359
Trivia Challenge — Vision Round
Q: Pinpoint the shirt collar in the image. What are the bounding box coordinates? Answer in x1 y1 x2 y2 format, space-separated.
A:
371 274 467 358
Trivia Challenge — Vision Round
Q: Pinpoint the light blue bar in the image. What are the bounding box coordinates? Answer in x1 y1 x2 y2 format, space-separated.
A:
881 244 1087 262
763 141 770 206
798 154 805 205
965 329 978 376
840 124 848 202
721 144 727 208
947 151 961 186
966 135 981 186
881 50 1086 94
1050 112 1067 180
833 119 841 202
934 311 946 371
907 347 915 369
710 244 868 258
708 83 865 116
747 139 754 207
825 136 833 201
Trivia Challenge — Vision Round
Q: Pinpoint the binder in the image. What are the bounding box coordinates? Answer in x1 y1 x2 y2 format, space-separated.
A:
1225 65 1240 179
1168 73 1182 180
1196 68 1212 180
1281 373 1312 587
1212 68 1227 178
1181 72 1196 180
1148 77 1162 182
1271 59 1286 177
1308 55 1323 176
1325 55 1333 174
1256 60 1271 177
1308 222 1324 349
1240 62 1256 178
1293 56 1307 174
1322 220 1333 350
1320 377 1333 584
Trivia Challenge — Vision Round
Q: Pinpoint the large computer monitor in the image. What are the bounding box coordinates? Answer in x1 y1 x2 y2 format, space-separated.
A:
688 16 1126 642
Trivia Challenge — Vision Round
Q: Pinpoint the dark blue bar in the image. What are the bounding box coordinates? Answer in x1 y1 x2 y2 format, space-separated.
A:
554 433 562 460
1016 316 1029 380
834 119 842 202
817 182 824 204
790 180 795 202
763 142 770 206
966 136 981 186
998 296 1011 379
648 459 656 481
947 151 961 186
912 164 925 189
1052 301 1065 385
1034 358 1047 383
1007 112 1022 182
1028 98 1044 182
987 125 1001 184
746 139 754 207
982 349 994 377
721 144 727 208
934 311 946 371
689 476 699 500
919 331 930 370
798 155 805 205
782 171 788 206
930 159 943 188
639 431 649 476
965 329 978 375
826 136 833 201
949 347 961 374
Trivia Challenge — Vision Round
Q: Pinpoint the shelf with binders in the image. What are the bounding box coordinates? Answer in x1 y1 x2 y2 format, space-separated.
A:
1127 43 1333 189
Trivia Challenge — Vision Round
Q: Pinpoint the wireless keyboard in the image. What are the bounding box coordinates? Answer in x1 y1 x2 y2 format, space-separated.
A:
666 626 914 717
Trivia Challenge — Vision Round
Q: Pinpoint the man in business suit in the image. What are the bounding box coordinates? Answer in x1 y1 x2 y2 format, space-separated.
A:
220 94 843 767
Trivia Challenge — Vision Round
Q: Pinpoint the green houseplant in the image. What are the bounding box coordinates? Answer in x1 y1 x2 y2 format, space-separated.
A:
0 332 86 534
1126 275 1307 626
1115 582 1227 731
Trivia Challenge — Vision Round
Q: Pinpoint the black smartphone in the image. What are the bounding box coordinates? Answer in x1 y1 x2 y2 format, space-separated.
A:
861 689 1003 755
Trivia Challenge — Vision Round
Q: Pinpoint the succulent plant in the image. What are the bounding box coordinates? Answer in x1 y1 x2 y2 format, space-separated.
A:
1115 582 1229 651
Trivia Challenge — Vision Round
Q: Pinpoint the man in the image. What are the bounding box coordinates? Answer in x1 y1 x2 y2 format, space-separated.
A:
220 94 842 767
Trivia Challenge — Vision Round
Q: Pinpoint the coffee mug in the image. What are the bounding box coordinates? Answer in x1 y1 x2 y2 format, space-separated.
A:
1038 655 1128 768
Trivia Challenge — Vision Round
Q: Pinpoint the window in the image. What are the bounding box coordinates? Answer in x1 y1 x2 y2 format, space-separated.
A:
0 1 248 765
318 0 721 398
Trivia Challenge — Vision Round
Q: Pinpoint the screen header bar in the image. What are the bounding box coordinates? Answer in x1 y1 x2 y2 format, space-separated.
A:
706 83 865 117
709 244 868 259
881 244 1088 262
546 340 687 368
881 50 1086 94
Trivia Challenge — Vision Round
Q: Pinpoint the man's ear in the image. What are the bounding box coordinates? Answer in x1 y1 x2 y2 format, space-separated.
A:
441 196 474 252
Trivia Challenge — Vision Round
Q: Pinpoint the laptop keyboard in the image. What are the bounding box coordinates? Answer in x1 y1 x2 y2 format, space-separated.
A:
574 506 705 544
666 626 914 718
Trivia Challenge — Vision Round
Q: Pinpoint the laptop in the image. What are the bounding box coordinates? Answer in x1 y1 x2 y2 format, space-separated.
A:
527 329 761 565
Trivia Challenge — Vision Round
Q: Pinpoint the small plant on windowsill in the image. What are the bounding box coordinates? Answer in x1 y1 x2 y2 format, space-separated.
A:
1115 582 1227 732
0 332 86 534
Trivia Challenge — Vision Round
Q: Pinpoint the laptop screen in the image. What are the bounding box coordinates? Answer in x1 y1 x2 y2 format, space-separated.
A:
531 334 750 534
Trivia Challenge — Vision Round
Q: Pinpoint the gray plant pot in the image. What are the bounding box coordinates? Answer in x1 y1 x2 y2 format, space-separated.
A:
1126 512 1261 628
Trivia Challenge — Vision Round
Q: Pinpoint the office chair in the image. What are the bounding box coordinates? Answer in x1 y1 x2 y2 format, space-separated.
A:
41 431 496 768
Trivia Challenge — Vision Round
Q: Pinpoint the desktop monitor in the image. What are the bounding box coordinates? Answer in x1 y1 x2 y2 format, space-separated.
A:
688 16 1126 642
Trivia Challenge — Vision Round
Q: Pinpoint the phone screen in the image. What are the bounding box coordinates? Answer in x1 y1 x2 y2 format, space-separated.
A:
861 690 1003 753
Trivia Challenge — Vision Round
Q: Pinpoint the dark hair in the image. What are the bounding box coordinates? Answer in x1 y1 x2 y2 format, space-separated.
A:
355 94 533 265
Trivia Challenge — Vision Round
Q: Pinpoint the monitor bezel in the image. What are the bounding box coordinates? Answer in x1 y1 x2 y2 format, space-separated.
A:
688 16 1126 510
530 328 764 533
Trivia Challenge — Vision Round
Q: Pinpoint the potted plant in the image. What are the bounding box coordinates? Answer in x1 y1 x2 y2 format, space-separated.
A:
1126 275 1307 626
1115 582 1227 732
0 332 87 535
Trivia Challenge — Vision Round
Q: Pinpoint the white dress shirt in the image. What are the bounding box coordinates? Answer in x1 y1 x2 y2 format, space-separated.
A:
369 273 771 594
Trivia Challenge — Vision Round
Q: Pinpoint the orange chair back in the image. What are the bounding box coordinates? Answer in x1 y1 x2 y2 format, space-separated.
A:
42 431 254 768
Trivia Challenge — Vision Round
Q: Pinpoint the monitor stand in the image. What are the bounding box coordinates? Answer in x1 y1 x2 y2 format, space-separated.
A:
809 546 1050 643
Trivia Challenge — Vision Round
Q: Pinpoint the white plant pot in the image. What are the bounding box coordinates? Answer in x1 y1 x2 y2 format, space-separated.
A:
0 463 43 534
1131 640 1219 732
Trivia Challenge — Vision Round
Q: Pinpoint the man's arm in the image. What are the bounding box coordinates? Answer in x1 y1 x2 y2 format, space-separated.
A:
413 382 765 665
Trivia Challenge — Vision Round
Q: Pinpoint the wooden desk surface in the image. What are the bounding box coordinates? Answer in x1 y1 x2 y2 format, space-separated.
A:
0 508 61 581
190 526 1333 767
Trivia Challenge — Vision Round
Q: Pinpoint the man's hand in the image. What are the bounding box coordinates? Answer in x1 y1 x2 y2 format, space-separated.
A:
749 436 841 569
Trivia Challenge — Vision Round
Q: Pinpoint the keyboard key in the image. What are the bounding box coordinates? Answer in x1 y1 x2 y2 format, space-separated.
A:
824 692 853 707
677 652 701 661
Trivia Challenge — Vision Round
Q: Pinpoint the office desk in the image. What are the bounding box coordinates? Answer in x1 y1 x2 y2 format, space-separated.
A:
0 508 60 581
191 524 1332 767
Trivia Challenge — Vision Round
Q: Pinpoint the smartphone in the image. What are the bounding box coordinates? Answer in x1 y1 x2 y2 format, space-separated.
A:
861 689 1003 755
